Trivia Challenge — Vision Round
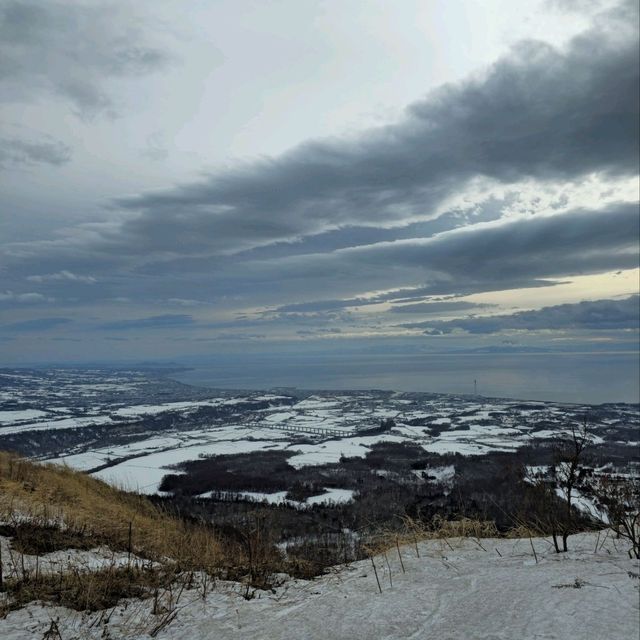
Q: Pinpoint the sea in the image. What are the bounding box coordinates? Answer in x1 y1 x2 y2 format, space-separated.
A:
170 351 640 405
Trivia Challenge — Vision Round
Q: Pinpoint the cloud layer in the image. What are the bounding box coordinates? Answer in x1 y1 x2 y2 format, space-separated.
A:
107 1 638 260
403 295 640 335
0 0 637 362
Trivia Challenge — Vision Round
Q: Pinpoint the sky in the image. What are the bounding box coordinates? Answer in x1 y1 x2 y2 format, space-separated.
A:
0 0 638 366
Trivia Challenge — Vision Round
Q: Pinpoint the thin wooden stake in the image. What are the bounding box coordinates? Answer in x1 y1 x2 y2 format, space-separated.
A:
127 521 133 567
598 529 610 552
370 556 382 594
495 547 502 557
529 536 538 564
473 537 487 552
395 538 406 573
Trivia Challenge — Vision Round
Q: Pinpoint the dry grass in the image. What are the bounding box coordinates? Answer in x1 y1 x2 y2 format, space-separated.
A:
1 564 175 614
363 514 537 557
0 452 223 573
0 452 298 612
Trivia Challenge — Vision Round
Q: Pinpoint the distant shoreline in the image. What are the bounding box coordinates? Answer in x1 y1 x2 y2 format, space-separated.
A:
167 351 640 406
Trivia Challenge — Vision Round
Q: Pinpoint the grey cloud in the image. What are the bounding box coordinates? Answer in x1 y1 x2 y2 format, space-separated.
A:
27 271 96 284
547 0 610 11
199 311 352 331
10 199 629 325
99 314 194 331
402 295 639 334
0 0 172 117
350 202 640 282
2 316 71 331
547 0 632 15
269 281 560 315
0 290 50 303
271 290 462 313
389 301 495 314
192 333 267 342
109 4 638 258
28 198 626 320
273 298 379 313
297 328 342 336
245 202 638 301
165 298 212 308
0 135 71 167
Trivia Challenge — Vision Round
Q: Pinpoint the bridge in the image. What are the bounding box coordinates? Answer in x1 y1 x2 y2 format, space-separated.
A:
269 424 357 438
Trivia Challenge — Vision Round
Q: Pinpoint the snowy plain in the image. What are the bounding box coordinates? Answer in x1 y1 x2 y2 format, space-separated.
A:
1 369 638 497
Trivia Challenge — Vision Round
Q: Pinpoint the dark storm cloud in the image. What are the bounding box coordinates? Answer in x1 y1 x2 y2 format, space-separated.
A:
2 317 72 332
99 314 194 331
401 295 639 334
247 202 638 298
0 135 71 167
0 0 172 117
345 202 640 282
111 1 638 257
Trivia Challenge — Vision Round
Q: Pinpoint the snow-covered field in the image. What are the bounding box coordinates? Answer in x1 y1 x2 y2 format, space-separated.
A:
91 437 288 494
1 368 638 495
197 487 357 508
0 532 637 639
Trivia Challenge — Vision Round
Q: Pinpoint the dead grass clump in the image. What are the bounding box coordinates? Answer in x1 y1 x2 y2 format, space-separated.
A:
0 565 173 614
0 523 98 555
428 515 500 539
364 515 502 557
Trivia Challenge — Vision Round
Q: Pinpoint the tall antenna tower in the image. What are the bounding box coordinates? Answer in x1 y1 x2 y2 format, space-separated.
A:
474 379 477 395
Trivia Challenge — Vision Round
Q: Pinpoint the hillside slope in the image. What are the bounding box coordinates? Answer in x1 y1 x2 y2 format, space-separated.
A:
1 532 638 639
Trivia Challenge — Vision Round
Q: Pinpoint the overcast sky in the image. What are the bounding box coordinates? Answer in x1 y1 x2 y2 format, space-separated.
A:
0 0 638 365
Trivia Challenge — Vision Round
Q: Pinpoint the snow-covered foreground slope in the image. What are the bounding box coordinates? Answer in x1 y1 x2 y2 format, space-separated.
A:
1 533 637 640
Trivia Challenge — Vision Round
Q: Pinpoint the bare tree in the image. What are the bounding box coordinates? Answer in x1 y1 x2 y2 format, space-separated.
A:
548 417 591 552
521 474 567 553
588 473 639 559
